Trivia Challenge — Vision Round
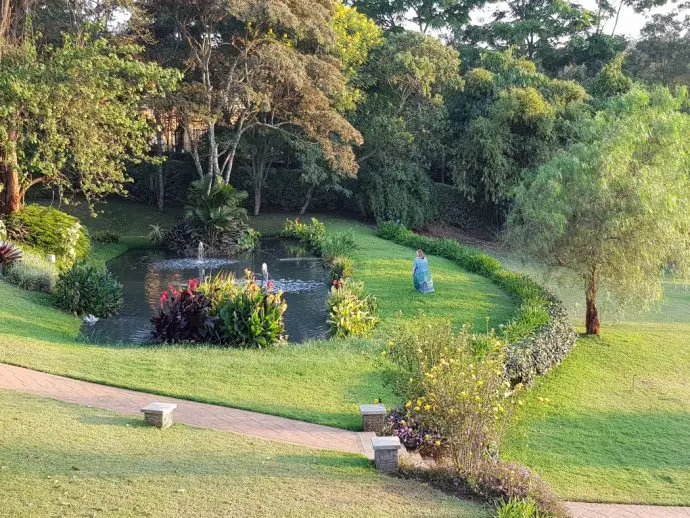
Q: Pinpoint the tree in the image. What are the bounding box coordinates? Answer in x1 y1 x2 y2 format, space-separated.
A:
138 0 362 188
506 87 690 334
626 11 690 88
588 53 633 99
354 30 462 226
0 24 178 213
448 50 590 206
238 127 287 216
460 0 596 63
349 0 487 34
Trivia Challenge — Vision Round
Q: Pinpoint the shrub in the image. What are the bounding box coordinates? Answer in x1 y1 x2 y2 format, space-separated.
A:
320 230 358 261
237 227 261 252
6 205 90 268
152 279 218 343
152 272 287 348
0 241 23 268
327 279 379 338
4 252 57 293
0 219 6 240
385 407 442 453
377 222 576 385
330 255 354 286
147 224 167 244
470 461 568 517
495 497 542 518
55 262 123 317
387 318 520 473
91 230 121 244
283 218 326 249
216 271 287 348
397 462 567 518
165 217 253 257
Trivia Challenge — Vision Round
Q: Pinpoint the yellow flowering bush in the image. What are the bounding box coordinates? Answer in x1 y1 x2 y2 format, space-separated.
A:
387 317 522 473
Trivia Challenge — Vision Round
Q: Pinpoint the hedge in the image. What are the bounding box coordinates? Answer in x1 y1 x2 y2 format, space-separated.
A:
377 222 576 385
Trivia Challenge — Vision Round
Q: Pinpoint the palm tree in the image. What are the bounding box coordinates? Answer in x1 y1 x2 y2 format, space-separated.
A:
186 175 248 247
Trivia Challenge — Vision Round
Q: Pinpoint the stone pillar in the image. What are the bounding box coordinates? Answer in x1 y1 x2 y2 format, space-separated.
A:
359 403 386 433
141 402 177 429
372 436 401 473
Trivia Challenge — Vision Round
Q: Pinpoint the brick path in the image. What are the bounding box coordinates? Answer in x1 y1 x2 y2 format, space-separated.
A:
0 363 375 459
3 363 689 517
566 502 690 517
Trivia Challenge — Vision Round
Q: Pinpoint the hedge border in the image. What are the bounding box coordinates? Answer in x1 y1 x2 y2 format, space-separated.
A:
376 222 576 385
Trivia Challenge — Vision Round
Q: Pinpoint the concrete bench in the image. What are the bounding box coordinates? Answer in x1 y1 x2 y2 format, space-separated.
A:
359 403 386 433
141 402 177 429
372 436 401 473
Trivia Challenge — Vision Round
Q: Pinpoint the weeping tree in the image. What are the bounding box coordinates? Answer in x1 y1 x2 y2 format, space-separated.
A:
506 87 690 335
138 0 362 188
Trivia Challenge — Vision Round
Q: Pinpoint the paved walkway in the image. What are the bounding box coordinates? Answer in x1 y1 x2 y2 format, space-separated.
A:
3 363 689 517
566 502 690 517
0 363 375 459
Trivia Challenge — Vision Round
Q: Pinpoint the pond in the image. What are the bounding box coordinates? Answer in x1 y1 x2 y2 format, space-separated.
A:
84 238 330 345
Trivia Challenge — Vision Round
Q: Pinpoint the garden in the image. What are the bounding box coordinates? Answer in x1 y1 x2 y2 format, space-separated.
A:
1 0 690 517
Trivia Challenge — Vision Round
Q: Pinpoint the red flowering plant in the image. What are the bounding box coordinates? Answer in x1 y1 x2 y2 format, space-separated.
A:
152 278 218 343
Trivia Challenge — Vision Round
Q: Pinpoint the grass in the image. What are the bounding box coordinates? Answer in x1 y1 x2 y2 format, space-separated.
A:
0 201 516 430
0 390 489 518
495 252 690 504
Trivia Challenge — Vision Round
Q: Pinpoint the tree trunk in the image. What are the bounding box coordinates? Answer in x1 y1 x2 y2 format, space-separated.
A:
0 125 21 214
585 269 600 335
253 184 261 216
156 129 165 211
299 184 315 216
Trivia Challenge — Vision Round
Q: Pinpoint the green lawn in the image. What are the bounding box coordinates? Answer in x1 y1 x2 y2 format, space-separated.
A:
497 252 690 504
0 390 488 518
0 201 515 430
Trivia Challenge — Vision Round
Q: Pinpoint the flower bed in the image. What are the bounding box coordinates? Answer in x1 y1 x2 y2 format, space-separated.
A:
377 222 576 385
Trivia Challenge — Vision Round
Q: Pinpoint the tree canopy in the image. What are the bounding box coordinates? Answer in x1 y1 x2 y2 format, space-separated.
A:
138 0 363 187
0 31 178 213
506 87 690 334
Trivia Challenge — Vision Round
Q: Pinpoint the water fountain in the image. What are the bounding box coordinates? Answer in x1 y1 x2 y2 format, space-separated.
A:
262 262 269 289
86 237 330 344
198 241 205 281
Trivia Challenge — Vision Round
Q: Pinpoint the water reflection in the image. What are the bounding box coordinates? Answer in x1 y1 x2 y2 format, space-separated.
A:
85 238 330 345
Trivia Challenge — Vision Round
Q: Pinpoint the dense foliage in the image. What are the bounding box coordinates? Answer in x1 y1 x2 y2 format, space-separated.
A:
4 251 57 293
166 176 256 257
507 87 690 334
56 262 124 318
0 32 178 214
152 272 287 348
6 205 90 269
327 279 379 337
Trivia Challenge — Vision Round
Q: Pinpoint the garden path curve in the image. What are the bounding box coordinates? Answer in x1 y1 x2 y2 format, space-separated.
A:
3 363 690 518
0 363 375 459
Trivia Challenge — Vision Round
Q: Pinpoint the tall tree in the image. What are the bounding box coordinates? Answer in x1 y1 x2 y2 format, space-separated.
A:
349 0 487 34
461 0 596 63
354 30 461 226
0 1 178 213
626 10 690 88
138 0 362 189
506 87 690 334
0 33 178 214
448 50 590 206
